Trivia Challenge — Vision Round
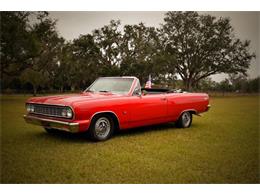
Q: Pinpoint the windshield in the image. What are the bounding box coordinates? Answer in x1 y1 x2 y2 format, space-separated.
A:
86 77 134 94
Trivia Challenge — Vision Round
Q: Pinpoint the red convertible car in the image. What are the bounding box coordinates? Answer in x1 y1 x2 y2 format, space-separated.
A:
24 77 210 141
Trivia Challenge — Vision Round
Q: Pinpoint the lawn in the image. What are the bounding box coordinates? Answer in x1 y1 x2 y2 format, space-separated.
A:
0 95 259 183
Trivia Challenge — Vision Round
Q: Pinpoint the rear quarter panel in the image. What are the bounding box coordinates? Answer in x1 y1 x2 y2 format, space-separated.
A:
166 93 209 121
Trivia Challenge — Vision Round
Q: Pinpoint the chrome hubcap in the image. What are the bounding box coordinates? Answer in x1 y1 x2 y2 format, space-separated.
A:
95 117 111 139
182 112 191 127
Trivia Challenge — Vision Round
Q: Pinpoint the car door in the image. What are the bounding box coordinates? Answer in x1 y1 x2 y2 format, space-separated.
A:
129 94 167 123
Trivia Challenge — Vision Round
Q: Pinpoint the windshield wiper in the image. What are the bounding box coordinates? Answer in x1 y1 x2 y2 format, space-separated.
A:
99 90 111 93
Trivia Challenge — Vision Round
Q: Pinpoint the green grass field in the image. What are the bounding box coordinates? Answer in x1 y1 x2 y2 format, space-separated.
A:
0 95 259 183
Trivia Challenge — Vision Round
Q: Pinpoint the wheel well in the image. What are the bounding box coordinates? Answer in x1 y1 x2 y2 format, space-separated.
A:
189 110 197 115
90 112 120 130
178 110 197 119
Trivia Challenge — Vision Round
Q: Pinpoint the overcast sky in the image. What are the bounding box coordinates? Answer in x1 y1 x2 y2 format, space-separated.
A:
49 11 259 82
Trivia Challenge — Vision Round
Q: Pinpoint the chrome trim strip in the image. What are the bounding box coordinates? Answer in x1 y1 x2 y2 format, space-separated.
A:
26 102 66 106
129 78 138 96
23 115 79 132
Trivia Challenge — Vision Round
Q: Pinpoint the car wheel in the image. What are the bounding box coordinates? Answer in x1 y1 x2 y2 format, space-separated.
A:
89 115 114 141
176 111 192 128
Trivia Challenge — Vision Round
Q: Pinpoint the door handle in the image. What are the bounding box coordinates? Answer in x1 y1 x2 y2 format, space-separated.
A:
161 97 167 101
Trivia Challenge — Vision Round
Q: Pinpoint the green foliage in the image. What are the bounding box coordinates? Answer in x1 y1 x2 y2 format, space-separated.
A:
228 73 248 92
20 68 49 96
1 12 64 95
196 75 259 93
162 11 255 90
92 20 122 75
120 23 168 84
245 77 260 93
217 79 233 93
0 11 257 93
0 12 39 75
30 14 65 75
72 34 104 86
197 77 218 91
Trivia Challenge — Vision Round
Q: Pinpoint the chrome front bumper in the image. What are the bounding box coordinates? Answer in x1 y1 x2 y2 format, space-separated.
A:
23 115 79 132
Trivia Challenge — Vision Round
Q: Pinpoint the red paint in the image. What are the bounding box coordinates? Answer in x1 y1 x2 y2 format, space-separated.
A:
25 77 210 132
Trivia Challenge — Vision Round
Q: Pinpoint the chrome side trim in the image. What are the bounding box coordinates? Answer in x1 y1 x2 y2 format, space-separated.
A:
27 102 66 106
23 115 79 132
89 111 121 129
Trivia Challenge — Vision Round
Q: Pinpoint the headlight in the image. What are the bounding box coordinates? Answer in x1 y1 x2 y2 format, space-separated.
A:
61 107 73 118
30 104 34 112
67 108 73 118
26 104 31 112
61 108 67 117
26 104 35 112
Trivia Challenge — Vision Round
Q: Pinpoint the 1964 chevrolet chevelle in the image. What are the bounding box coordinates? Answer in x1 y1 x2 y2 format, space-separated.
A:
24 77 210 141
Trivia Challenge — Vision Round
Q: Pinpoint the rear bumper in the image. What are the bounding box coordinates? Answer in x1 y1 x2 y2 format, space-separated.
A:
24 115 80 133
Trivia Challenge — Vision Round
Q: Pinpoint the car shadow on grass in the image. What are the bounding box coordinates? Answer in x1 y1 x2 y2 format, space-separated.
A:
115 122 180 137
33 122 197 143
34 130 92 143
114 122 200 139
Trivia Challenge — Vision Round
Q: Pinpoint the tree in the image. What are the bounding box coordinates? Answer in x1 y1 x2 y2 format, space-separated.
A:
92 20 122 76
246 77 260 93
162 11 255 90
21 68 49 96
197 77 218 92
1 11 64 94
120 23 170 84
0 12 40 76
217 79 232 95
71 34 100 90
30 13 65 77
228 73 247 92
52 43 72 92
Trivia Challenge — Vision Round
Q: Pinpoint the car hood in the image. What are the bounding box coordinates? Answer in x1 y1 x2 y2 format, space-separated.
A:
27 92 125 106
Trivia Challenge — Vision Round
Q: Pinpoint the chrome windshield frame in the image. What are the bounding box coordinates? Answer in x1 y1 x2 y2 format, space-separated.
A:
84 77 136 95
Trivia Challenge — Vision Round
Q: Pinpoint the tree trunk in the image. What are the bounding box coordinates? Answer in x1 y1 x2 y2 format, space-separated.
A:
60 86 64 93
184 79 192 92
71 85 75 92
33 85 37 96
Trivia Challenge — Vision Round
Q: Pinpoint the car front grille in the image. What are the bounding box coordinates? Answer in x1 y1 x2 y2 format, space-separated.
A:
33 104 65 118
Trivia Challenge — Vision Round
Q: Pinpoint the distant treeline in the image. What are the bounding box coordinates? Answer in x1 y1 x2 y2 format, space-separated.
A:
2 74 259 95
0 11 258 95
195 76 259 93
